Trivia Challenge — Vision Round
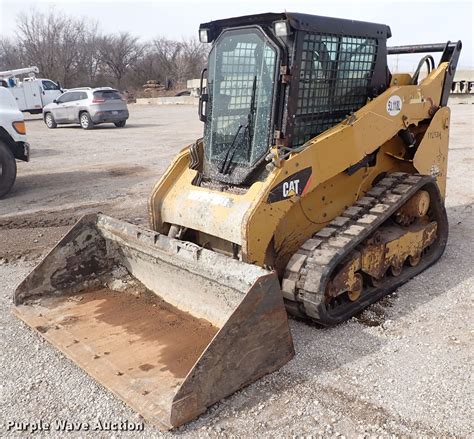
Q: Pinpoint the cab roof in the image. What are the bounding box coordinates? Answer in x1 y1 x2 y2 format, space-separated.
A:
199 12 392 41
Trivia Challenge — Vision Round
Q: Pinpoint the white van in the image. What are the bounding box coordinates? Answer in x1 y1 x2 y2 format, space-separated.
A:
0 67 63 114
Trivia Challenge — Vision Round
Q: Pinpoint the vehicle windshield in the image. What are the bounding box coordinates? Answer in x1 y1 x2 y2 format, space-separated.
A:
42 80 61 91
204 28 277 174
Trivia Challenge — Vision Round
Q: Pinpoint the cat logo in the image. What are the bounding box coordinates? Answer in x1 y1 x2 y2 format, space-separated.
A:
267 167 312 203
283 180 300 198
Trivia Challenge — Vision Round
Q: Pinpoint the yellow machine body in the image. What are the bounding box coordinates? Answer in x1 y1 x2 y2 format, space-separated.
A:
150 64 450 270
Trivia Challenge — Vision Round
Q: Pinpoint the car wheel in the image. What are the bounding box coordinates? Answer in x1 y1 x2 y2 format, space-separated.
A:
80 112 93 130
0 141 17 198
45 113 57 129
114 120 126 128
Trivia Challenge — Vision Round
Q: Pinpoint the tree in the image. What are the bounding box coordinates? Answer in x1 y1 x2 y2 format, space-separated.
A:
16 10 92 86
133 45 161 88
1 10 208 92
76 23 102 86
151 37 208 86
0 38 25 70
98 32 143 88
178 38 208 82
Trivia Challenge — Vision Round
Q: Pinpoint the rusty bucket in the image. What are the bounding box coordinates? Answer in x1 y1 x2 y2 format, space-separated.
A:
13 214 294 429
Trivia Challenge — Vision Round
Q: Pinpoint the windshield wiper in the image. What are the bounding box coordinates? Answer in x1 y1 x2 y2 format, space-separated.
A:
247 74 258 145
219 76 257 175
219 123 244 174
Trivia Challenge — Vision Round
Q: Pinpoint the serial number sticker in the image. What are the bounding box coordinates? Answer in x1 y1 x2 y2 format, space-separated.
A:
188 190 233 207
387 95 402 116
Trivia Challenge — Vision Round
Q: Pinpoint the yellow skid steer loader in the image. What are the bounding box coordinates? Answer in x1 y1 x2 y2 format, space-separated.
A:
13 12 461 429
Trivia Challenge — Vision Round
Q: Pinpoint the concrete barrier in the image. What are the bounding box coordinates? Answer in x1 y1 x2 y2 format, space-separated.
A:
135 96 198 106
449 94 474 105
134 89 472 107
187 78 206 97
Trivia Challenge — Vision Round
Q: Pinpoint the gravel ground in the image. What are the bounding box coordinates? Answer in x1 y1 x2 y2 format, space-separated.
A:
0 105 201 261
0 104 473 437
2 105 202 218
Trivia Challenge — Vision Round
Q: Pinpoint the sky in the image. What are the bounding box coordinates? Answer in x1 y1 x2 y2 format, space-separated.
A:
0 0 472 71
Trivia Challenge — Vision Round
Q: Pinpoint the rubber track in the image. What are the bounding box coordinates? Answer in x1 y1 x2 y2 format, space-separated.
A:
282 172 448 326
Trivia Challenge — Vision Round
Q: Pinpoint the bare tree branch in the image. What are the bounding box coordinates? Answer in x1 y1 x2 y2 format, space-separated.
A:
1 10 208 92
98 32 143 88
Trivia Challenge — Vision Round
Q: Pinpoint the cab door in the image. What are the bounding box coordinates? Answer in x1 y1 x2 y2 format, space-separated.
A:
41 80 62 106
52 92 73 122
68 91 88 122
64 92 83 121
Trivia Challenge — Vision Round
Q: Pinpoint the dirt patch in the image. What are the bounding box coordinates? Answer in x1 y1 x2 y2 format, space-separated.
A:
0 203 110 230
139 363 155 372
355 295 393 327
0 226 71 261
107 165 148 177
14 279 220 423
58 315 80 326
35 325 49 333
0 216 76 230
0 204 147 261
36 286 218 378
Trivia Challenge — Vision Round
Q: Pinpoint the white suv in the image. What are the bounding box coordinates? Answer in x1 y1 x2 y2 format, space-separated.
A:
0 87 29 198
43 87 129 129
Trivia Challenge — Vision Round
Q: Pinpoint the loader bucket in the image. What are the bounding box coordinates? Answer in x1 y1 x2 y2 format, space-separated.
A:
13 214 294 429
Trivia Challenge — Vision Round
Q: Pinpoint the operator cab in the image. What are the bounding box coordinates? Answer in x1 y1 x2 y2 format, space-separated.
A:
198 12 391 186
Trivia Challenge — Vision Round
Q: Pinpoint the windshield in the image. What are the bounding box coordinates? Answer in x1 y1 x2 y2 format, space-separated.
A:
42 80 60 91
204 28 277 176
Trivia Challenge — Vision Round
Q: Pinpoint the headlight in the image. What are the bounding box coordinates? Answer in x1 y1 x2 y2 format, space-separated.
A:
199 29 210 43
273 20 290 37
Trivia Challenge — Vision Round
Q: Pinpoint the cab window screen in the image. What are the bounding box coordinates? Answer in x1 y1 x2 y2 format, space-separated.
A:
291 33 377 147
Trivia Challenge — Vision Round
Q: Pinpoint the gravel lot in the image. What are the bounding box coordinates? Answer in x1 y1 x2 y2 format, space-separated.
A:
1 103 473 437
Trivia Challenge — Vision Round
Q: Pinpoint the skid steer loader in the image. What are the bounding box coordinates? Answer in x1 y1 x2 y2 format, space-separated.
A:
13 12 461 429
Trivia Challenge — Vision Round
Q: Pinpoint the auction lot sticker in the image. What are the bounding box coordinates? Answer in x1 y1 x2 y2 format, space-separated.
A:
387 95 402 116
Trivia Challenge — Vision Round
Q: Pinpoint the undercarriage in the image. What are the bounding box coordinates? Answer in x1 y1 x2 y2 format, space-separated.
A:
282 173 448 325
